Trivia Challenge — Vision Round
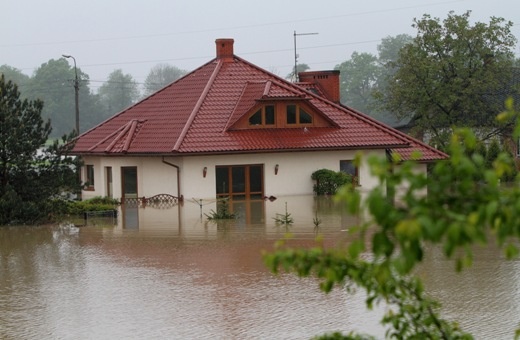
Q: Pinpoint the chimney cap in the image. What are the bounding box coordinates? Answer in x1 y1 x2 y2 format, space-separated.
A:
215 38 234 62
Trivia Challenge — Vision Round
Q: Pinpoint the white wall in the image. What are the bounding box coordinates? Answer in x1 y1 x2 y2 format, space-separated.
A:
81 156 180 201
81 149 387 201
180 149 384 200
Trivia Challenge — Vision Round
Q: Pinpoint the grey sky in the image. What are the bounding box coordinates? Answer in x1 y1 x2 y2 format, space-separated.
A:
2 0 519 92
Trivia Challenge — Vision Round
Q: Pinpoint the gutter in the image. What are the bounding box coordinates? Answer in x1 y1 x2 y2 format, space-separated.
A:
161 156 183 201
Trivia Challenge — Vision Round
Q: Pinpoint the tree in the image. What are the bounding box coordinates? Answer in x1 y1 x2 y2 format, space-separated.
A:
143 63 187 96
0 65 30 95
265 99 520 339
98 69 140 115
287 63 310 81
0 75 80 224
26 59 76 137
334 35 412 125
381 11 517 148
377 34 413 67
376 34 413 101
335 52 382 112
27 58 96 137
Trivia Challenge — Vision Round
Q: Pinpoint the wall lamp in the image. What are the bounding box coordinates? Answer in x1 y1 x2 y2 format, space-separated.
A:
203 166 207 178
274 164 279 175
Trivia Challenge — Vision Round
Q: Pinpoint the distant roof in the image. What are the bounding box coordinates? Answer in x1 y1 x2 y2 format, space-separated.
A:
72 39 447 162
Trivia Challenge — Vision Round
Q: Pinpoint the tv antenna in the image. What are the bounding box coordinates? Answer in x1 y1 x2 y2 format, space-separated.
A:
293 30 318 82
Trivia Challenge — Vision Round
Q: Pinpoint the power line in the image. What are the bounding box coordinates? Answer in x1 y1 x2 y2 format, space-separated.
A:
1 0 465 48
12 37 381 75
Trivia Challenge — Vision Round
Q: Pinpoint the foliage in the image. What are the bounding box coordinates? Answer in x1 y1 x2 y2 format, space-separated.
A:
64 197 119 216
85 196 120 205
377 34 413 66
98 69 141 115
0 65 30 94
0 74 81 225
311 169 352 195
205 198 237 220
335 52 382 112
265 100 520 338
287 63 310 81
143 63 188 96
380 11 518 148
313 331 375 340
28 59 85 137
335 35 411 125
273 202 294 226
313 211 322 229
2 60 190 137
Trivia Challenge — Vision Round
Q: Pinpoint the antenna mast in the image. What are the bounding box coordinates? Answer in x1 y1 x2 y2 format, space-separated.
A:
293 30 318 82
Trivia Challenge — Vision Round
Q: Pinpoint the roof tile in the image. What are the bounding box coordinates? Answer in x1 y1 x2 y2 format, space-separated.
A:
73 50 446 162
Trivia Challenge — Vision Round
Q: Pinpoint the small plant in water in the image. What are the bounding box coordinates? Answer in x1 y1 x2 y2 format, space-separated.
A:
273 202 294 226
205 198 237 220
313 211 322 230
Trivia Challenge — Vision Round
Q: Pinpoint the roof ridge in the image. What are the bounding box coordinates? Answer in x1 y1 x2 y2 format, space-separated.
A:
172 60 223 151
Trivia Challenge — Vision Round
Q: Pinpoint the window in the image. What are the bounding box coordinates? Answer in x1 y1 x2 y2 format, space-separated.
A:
216 164 264 199
242 102 318 129
248 105 275 127
105 167 113 198
286 104 313 125
340 160 359 185
85 165 95 190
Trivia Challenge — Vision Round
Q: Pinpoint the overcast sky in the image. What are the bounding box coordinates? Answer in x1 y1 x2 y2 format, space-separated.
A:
2 0 519 92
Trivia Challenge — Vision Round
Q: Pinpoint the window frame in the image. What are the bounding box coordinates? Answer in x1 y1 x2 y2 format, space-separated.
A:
215 164 264 200
85 164 95 191
339 160 359 186
285 103 314 126
248 104 276 127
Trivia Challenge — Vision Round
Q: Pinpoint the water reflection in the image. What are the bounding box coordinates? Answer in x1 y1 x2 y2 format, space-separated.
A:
1 196 519 339
118 195 359 239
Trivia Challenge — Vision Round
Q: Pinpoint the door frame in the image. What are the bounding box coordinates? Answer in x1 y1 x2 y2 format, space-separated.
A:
121 166 138 201
215 164 264 200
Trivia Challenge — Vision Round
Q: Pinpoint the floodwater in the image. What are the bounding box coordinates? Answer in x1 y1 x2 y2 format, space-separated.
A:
1 195 519 339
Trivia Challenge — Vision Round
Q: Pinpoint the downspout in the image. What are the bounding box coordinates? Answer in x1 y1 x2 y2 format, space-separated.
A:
162 156 183 201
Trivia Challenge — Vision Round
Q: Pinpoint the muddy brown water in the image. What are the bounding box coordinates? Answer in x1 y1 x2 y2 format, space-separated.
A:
1 196 519 339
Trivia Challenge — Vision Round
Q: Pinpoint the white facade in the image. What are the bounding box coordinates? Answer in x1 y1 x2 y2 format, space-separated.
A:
81 149 385 201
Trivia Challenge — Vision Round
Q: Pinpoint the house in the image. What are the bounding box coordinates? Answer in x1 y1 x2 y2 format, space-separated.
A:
71 38 447 202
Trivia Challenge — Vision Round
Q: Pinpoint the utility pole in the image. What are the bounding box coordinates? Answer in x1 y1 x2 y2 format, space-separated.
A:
62 54 80 134
293 31 318 82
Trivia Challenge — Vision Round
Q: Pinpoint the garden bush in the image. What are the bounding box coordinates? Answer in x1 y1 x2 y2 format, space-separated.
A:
311 169 352 195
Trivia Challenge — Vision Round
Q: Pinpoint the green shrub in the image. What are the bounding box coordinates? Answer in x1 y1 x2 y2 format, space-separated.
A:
205 199 236 220
85 196 120 205
311 169 352 195
0 186 51 225
59 196 119 217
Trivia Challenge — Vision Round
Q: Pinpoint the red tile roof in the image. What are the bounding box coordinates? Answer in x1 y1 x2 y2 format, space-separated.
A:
72 43 447 162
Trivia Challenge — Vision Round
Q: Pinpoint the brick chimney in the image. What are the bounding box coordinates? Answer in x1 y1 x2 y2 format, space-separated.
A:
298 70 340 103
215 38 234 62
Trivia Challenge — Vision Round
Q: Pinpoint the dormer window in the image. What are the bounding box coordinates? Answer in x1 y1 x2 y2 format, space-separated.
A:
248 105 275 126
236 101 330 130
286 104 313 125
